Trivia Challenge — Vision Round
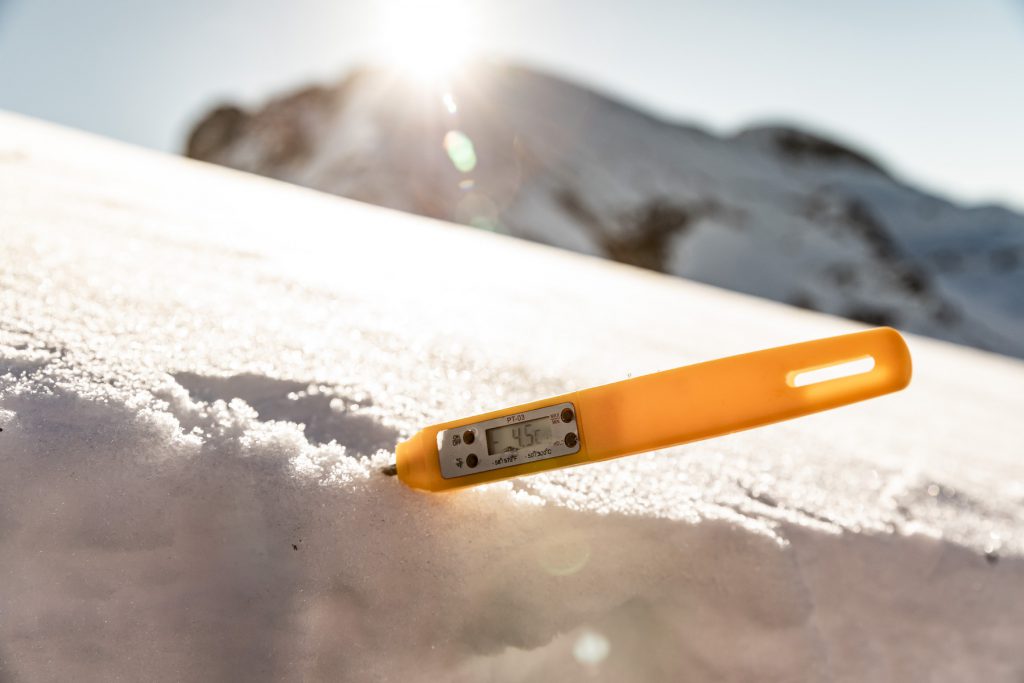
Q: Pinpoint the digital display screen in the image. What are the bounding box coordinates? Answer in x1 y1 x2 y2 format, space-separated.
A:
486 417 554 455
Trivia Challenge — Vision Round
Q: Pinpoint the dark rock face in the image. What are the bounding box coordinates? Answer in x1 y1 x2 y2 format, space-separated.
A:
186 106 248 160
185 63 1024 358
736 126 890 176
557 189 712 273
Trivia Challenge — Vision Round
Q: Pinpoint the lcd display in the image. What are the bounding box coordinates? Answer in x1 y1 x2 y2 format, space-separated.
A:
486 417 554 454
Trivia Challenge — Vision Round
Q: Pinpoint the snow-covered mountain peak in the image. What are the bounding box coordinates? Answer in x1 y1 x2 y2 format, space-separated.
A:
187 62 1024 358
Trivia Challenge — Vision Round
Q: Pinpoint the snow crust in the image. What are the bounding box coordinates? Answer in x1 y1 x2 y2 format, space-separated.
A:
2 113 1024 681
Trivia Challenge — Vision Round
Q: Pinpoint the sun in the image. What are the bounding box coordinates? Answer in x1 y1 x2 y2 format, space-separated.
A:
374 0 476 83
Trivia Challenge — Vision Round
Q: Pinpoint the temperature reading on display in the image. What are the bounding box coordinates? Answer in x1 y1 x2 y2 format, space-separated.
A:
486 417 553 454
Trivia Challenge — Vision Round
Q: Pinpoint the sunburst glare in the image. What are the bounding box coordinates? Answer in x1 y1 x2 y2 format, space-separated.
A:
374 0 477 83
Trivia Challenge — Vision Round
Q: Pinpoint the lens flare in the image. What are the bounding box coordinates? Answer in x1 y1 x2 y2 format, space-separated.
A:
573 629 610 666
536 533 591 576
444 131 477 173
455 192 498 231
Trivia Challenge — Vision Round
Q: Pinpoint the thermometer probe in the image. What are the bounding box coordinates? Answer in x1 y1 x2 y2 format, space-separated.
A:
394 327 911 492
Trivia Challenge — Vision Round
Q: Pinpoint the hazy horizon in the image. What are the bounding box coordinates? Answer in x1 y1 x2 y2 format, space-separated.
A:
1 0 1022 211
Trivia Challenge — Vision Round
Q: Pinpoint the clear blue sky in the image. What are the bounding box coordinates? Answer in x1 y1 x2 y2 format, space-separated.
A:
1 0 1021 209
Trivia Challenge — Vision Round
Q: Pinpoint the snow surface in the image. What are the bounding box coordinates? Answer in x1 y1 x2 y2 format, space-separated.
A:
2 112 1024 682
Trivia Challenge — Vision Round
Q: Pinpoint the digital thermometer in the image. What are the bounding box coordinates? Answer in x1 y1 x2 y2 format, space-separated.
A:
395 327 911 492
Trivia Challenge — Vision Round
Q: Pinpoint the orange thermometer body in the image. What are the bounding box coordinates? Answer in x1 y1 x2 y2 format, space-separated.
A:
396 327 912 492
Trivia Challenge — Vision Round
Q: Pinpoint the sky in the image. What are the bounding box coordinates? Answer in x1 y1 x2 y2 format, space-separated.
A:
0 0 1021 210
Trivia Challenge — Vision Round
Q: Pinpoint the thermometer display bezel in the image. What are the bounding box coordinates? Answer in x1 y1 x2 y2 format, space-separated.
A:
436 402 580 479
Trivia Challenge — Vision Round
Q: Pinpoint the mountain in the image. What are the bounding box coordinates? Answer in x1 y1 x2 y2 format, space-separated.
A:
187 63 1024 358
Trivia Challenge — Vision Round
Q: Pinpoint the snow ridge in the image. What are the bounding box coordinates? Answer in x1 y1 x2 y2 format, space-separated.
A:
2 336 1022 681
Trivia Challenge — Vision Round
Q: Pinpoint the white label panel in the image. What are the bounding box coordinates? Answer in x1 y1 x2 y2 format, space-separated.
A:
437 402 580 479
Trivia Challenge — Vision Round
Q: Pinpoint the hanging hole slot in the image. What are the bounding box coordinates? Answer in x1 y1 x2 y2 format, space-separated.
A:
788 355 875 388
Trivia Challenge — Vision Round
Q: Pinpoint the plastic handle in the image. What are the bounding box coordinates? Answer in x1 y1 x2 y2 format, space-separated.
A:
577 327 911 459
395 327 911 491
